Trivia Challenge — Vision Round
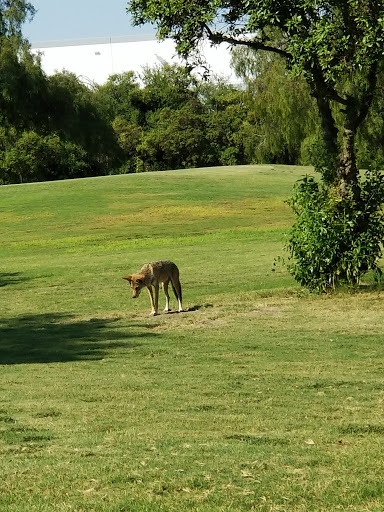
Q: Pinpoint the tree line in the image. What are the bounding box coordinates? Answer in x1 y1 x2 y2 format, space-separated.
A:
2 31 384 185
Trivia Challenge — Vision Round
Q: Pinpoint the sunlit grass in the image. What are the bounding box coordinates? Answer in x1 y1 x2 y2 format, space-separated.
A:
1 164 384 511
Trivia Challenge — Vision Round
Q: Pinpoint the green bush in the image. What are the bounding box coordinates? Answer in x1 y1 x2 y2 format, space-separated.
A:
0 131 89 184
286 171 384 292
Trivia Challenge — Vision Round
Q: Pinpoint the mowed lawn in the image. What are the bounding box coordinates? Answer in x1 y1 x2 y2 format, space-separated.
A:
1 164 384 512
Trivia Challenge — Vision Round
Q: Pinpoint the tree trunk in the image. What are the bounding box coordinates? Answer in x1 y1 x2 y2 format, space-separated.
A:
313 90 361 202
337 100 362 202
336 65 377 202
338 123 360 201
311 91 339 179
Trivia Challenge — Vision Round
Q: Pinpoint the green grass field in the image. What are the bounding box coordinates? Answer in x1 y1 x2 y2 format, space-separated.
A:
1 164 384 512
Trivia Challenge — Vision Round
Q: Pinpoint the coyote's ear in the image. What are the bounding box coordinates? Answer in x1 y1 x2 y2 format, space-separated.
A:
123 275 132 283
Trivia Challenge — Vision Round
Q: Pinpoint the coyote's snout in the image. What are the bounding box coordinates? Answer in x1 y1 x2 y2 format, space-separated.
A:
123 260 183 316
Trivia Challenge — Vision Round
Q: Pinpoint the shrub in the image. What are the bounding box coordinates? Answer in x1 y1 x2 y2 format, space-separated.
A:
0 131 89 184
286 171 384 292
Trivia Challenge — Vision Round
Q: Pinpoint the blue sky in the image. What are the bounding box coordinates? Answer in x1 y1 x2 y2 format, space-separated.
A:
23 0 155 42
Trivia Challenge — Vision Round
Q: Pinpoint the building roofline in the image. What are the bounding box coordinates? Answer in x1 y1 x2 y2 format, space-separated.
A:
31 33 158 49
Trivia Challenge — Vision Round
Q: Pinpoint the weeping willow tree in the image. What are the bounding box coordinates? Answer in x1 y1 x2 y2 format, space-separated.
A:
230 46 319 165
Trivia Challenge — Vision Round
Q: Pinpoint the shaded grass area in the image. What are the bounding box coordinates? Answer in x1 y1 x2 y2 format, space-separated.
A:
0 313 148 364
1 165 384 511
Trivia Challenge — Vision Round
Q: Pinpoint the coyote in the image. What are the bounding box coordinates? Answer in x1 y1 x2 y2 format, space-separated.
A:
123 260 183 316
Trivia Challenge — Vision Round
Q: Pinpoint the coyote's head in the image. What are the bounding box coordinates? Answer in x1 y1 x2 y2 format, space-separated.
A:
123 274 145 298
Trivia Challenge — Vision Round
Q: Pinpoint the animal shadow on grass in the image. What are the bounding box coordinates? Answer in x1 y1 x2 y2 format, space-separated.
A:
0 313 155 365
163 304 213 314
186 304 214 312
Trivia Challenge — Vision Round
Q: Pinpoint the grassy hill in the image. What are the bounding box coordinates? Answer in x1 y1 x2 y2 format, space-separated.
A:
1 165 384 511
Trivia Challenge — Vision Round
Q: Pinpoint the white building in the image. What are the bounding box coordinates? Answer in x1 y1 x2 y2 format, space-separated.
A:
31 35 239 86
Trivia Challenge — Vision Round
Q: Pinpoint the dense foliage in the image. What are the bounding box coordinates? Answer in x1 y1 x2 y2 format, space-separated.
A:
287 172 384 291
0 45 318 184
4 49 384 185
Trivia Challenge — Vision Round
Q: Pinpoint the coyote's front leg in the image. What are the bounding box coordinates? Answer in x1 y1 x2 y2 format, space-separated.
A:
146 286 158 316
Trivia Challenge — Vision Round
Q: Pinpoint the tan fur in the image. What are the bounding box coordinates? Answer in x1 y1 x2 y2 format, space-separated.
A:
123 260 183 316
